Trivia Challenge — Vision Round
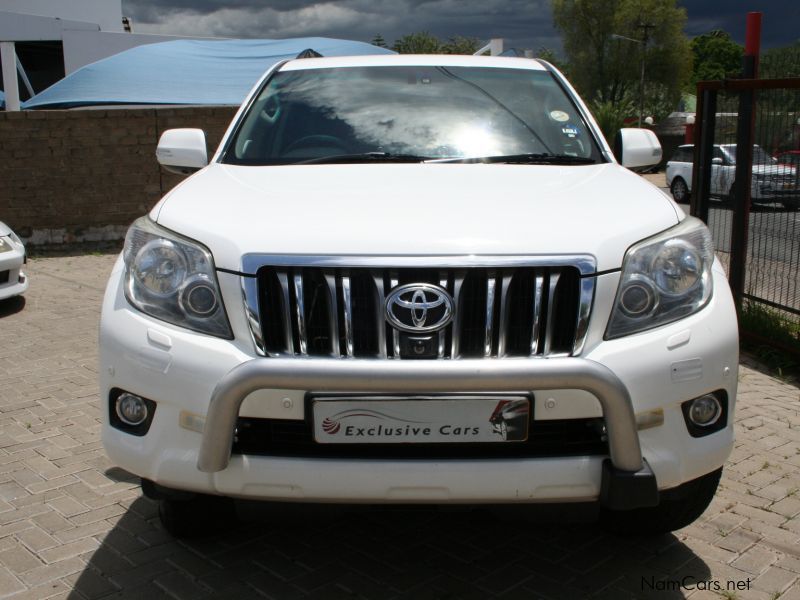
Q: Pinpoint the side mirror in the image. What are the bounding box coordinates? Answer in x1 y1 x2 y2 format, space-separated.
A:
613 128 662 170
156 129 208 175
711 157 723 165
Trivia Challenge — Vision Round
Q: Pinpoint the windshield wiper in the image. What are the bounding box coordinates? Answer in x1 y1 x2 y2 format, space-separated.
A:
426 153 597 165
293 152 431 165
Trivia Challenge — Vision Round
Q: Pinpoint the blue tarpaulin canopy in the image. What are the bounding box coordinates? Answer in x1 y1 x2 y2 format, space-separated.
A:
22 38 394 109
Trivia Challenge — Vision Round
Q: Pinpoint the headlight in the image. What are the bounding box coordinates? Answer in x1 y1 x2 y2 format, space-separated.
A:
0 237 12 254
123 217 232 338
606 217 714 339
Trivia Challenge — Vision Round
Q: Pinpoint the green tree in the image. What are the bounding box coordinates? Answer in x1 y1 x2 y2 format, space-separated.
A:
441 36 480 55
761 40 800 78
536 47 569 74
690 30 742 85
552 0 692 120
393 32 441 54
371 34 388 49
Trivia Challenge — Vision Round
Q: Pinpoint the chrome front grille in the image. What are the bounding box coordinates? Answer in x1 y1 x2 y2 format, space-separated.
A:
241 256 595 359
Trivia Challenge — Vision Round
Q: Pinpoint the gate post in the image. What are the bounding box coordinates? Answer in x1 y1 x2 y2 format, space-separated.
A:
728 12 762 312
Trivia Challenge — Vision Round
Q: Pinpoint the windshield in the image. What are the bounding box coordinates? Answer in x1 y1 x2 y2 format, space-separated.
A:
222 65 603 165
724 145 777 165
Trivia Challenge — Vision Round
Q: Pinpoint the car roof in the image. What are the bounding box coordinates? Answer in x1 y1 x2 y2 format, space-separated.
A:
280 54 549 72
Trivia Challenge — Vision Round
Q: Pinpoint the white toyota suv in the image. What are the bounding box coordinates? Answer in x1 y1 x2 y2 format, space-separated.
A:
99 54 739 537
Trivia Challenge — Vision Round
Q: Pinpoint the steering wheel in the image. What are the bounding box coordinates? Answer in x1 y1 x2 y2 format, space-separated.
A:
284 134 349 155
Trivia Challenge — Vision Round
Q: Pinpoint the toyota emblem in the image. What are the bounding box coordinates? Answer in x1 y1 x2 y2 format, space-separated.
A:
385 283 454 333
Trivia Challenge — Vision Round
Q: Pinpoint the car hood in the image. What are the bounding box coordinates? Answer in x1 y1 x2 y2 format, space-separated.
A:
153 162 681 273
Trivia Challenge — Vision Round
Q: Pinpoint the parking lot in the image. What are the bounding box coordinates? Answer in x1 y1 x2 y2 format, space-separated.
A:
0 253 798 599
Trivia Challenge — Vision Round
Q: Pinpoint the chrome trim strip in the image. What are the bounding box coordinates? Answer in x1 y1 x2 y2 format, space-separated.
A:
573 277 596 356
242 254 596 276
324 272 340 357
438 273 448 358
276 271 294 354
451 271 465 358
241 276 266 357
373 271 388 358
530 272 544 355
390 277 400 358
484 277 497 357
341 275 354 358
497 273 513 357
293 273 307 356
543 271 561 356
197 358 644 474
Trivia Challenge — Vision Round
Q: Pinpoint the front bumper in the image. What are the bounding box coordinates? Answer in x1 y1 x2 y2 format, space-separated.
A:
0 247 28 300
100 257 738 506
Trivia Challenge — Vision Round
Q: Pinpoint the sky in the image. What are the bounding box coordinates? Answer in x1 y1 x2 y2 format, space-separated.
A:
121 0 799 54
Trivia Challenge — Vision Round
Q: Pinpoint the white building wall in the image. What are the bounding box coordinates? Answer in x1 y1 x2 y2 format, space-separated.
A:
0 0 123 31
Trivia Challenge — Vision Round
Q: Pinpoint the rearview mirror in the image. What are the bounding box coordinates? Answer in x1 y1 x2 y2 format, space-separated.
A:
613 128 662 170
156 129 208 175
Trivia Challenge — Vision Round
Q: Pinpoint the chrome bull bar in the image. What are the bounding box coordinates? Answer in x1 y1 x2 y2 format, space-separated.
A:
197 357 645 474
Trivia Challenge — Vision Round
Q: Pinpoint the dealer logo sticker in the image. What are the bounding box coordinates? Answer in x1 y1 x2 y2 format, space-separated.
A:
313 397 529 444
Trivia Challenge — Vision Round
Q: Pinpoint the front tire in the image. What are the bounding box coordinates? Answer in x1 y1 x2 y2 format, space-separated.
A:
670 177 690 203
601 467 722 536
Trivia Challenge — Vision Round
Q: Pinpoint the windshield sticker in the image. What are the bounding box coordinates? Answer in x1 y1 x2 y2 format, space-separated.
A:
561 124 580 138
550 110 570 122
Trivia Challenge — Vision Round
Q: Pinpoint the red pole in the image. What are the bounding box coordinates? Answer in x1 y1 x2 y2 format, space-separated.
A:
744 12 762 73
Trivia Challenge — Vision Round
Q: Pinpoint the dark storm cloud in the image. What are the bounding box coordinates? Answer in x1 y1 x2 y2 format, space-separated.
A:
122 0 798 56
122 0 560 53
679 0 799 48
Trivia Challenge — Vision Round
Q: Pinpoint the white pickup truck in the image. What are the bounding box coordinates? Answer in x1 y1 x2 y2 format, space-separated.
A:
99 54 739 537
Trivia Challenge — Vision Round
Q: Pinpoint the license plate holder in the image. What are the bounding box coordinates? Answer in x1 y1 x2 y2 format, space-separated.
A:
311 395 531 444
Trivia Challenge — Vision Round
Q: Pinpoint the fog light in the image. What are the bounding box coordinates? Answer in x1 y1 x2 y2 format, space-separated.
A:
116 392 148 426
688 394 722 427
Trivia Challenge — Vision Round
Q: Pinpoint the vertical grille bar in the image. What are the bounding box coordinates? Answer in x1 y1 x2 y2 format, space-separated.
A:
324 272 340 357
496 272 513 357
241 276 265 356
276 271 295 355
572 277 596 356
293 273 307 355
484 276 497 357
439 272 448 358
373 271 388 358
530 271 545 355
542 270 561 355
451 271 465 358
341 275 354 357
390 276 400 358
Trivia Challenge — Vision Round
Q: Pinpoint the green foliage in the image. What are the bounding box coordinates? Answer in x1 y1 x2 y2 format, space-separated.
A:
371 34 388 49
551 0 692 119
690 30 742 85
761 41 800 78
740 301 800 378
392 32 480 55
591 98 634 141
393 32 442 54
441 36 480 55
536 47 569 74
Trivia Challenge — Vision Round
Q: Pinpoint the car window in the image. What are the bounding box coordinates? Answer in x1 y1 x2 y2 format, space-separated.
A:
671 147 691 162
223 66 603 165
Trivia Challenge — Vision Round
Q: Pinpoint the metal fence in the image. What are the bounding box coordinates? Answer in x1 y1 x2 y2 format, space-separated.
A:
690 77 800 357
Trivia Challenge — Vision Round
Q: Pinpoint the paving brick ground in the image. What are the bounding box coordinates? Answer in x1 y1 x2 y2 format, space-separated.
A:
0 253 798 600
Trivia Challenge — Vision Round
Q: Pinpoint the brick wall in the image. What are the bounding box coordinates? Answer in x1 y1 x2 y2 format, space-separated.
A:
0 106 237 247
